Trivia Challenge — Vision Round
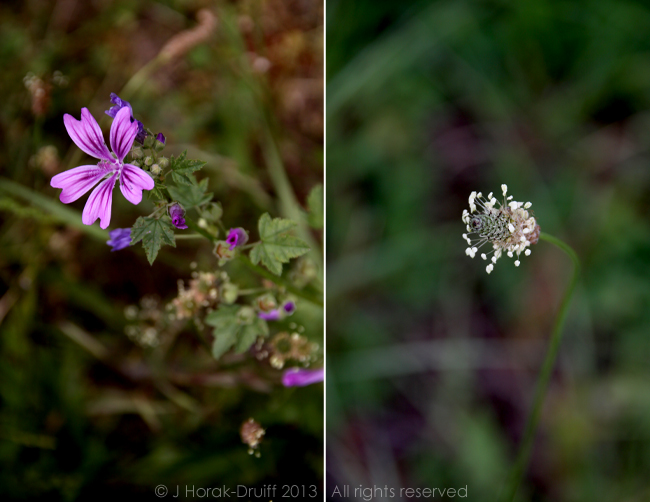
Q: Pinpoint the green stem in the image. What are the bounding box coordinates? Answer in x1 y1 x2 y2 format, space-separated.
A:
237 255 323 307
184 217 217 243
237 288 267 296
501 232 580 502
174 233 204 240
148 203 169 219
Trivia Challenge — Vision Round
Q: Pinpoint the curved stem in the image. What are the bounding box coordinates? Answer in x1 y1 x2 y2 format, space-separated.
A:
501 232 580 502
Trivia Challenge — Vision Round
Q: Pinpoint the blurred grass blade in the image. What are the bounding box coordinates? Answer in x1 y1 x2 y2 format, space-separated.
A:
0 178 108 240
327 2 470 119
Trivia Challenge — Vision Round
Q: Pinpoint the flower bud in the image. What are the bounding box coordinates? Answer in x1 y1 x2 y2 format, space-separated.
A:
158 157 169 169
150 164 161 176
221 282 239 304
256 293 277 312
154 133 166 152
213 240 235 264
226 227 249 250
237 306 256 324
169 203 188 229
131 146 144 159
144 156 153 166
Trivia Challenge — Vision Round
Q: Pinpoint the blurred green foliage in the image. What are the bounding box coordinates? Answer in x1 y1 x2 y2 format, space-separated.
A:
0 0 322 499
327 1 650 501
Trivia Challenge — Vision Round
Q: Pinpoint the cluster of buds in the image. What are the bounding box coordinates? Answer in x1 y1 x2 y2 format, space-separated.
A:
169 272 220 320
240 418 265 456
258 331 319 370
462 184 540 274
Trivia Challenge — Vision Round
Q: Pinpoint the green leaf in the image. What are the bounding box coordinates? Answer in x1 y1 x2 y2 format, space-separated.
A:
306 184 323 229
168 150 206 186
198 202 223 222
171 172 194 186
236 318 269 353
249 213 310 275
147 180 168 201
130 216 176 265
168 178 212 208
205 306 269 359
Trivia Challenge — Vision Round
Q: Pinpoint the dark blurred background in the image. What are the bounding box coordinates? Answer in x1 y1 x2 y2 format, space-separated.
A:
326 1 650 501
0 0 323 500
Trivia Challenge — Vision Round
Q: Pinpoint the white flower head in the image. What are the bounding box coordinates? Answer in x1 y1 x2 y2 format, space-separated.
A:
462 185 540 273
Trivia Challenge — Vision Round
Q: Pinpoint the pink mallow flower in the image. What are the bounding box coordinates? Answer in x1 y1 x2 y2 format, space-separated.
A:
51 107 154 229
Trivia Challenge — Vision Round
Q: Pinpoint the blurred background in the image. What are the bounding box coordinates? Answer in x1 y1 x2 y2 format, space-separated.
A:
326 1 650 501
0 0 322 500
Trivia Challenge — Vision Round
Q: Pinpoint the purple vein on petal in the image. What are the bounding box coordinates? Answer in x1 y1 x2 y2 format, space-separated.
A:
51 164 112 203
82 174 117 229
63 108 112 160
120 164 154 205
109 107 138 161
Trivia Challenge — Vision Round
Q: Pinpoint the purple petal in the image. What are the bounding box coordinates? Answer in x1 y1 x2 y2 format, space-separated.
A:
82 174 117 229
105 93 132 118
135 121 147 144
63 108 112 161
168 204 188 230
226 228 249 250
156 132 166 144
120 164 154 205
282 368 324 387
107 228 132 251
258 310 281 321
172 217 188 230
51 164 112 204
110 107 138 161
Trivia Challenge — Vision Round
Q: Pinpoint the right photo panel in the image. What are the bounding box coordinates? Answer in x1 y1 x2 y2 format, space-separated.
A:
327 1 650 501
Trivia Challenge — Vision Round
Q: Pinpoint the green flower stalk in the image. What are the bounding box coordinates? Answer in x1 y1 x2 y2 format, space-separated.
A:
463 186 580 501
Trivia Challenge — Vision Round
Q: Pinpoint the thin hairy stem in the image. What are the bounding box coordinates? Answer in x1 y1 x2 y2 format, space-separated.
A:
501 232 580 502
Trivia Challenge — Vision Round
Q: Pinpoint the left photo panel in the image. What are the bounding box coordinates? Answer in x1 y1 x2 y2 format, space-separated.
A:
0 1 323 499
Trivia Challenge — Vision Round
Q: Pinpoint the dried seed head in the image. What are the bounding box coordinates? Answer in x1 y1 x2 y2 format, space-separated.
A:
240 418 265 450
462 185 539 273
